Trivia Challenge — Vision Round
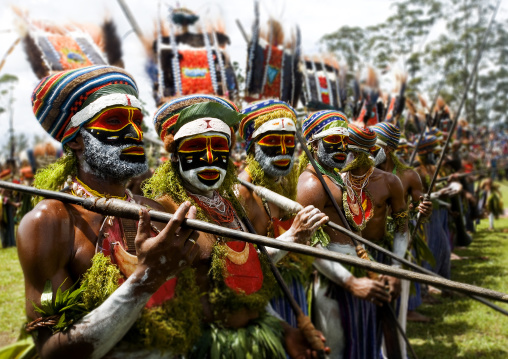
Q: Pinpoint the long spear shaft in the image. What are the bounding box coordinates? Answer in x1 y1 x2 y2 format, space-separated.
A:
411 0 501 241
238 178 508 316
408 81 445 166
436 166 508 183
116 0 145 42
3 180 508 303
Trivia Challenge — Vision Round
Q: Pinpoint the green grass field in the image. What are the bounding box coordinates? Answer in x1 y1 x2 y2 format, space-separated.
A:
1 181 508 356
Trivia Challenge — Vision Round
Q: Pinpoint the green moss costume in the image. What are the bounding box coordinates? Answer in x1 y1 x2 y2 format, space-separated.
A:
143 160 285 358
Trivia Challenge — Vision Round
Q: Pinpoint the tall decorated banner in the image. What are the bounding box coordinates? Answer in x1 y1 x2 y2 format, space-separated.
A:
150 7 237 105
14 8 124 79
244 0 302 108
301 54 346 112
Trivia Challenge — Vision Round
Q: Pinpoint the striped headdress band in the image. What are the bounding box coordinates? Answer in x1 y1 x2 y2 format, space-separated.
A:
347 124 377 154
302 110 349 142
153 94 242 142
418 135 440 154
371 122 400 149
239 99 297 152
31 65 139 144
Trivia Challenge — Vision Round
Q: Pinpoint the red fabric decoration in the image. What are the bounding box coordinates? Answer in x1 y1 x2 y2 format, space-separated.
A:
224 242 264 295
272 217 294 238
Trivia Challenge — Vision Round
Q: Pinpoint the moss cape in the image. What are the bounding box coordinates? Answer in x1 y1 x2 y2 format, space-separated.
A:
143 159 278 321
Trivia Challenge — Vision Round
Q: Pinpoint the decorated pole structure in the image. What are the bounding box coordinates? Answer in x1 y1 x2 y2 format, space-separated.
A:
3 180 508 303
408 81 445 166
238 177 508 316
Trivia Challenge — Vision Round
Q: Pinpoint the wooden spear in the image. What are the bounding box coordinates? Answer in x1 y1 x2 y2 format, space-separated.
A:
436 166 508 183
2 180 508 303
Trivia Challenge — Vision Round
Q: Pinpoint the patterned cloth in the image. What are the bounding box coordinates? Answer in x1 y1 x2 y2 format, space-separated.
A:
347 124 377 154
322 277 381 359
153 94 240 142
270 279 308 328
31 65 140 144
423 207 451 279
371 122 400 150
239 100 297 152
302 110 349 142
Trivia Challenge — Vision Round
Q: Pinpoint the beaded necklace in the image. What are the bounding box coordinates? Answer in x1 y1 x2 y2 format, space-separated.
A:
187 191 240 229
343 167 375 231
315 161 345 188
66 176 131 201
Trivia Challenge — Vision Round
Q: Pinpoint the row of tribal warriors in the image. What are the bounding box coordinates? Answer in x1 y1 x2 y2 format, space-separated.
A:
19 65 442 359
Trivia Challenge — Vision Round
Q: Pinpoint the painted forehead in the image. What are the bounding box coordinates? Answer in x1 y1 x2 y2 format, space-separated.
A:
253 118 296 140
85 106 143 128
178 132 230 147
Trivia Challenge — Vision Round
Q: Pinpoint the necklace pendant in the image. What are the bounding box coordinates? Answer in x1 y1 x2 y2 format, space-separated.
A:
350 201 360 216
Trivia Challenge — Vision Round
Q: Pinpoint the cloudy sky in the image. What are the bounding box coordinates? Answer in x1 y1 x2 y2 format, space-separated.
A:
0 0 506 150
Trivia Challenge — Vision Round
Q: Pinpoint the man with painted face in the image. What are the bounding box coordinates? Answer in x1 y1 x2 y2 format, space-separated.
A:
297 111 390 359
236 100 329 328
370 123 434 353
372 123 432 219
340 125 409 357
17 66 199 358
144 94 327 359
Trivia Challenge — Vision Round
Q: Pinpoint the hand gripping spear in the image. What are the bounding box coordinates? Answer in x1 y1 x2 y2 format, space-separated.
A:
3 180 508 304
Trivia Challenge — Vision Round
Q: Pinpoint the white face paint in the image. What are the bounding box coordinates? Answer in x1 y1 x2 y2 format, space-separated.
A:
81 130 148 182
374 147 387 166
177 132 230 196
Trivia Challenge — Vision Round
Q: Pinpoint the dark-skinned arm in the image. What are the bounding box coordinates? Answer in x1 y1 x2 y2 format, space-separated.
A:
18 200 199 359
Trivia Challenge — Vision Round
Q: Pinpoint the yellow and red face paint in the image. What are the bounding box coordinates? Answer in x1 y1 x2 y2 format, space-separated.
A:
256 133 295 157
83 106 145 161
177 134 230 176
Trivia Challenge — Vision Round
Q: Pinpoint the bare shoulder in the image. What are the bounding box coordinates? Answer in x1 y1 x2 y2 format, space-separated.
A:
377 168 403 192
297 165 333 209
236 170 255 203
18 199 73 246
134 195 166 211
154 194 180 213
297 165 322 191
404 169 423 186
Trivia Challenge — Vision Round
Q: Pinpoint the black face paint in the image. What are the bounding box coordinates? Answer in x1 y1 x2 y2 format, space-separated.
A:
177 134 230 189
317 134 348 169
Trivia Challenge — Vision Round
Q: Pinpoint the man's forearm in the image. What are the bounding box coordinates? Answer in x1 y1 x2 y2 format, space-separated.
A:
312 245 353 286
265 229 295 263
40 270 153 359
392 231 409 267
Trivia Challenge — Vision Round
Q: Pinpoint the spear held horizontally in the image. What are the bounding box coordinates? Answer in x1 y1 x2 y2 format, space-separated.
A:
3 180 508 303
